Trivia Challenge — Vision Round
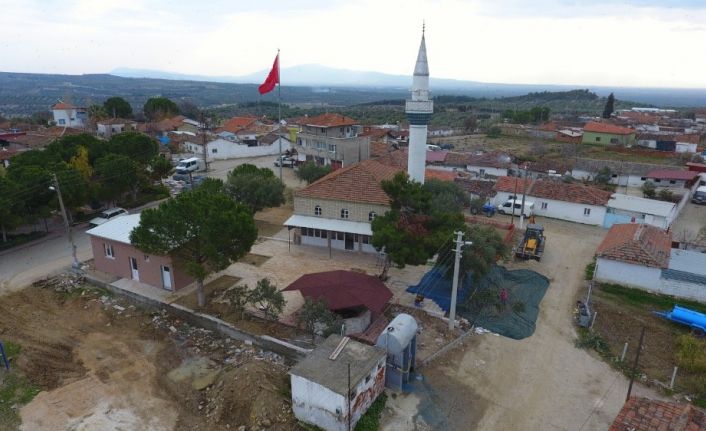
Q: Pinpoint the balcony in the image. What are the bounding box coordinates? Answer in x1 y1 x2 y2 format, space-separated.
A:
405 100 433 114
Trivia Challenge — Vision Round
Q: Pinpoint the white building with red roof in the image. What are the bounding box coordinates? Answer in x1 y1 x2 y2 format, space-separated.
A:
51 101 87 128
595 224 706 301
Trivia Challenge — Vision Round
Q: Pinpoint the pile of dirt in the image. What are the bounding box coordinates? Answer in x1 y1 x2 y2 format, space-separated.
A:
206 361 294 429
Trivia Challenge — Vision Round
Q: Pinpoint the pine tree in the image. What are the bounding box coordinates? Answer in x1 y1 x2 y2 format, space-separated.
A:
602 93 615 119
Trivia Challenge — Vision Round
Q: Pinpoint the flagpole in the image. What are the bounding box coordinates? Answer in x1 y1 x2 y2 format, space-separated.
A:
277 48 282 181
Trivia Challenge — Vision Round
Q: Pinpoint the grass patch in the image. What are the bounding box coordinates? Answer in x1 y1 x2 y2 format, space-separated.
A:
575 328 638 378
355 393 388 431
600 283 706 314
0 341 41 429
0 231 47 252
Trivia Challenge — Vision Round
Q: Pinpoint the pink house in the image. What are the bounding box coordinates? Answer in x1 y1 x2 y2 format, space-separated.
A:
86 214 193 291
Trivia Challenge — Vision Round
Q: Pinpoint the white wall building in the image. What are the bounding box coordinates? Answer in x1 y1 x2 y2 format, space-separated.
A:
595 224 706 302
52 102 87 128
405 28 433 184
290 335 386 431
96 119 137 137
183 135 291 161
604 194 678 229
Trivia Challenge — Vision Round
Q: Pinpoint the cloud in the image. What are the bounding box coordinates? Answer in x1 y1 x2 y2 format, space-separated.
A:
1 0 705 88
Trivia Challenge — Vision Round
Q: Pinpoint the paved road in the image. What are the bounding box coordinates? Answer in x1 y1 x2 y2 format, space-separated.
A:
0 154 305 294
0 201 165 294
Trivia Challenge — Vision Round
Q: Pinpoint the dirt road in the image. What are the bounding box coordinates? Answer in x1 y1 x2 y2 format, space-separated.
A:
385 218 662 431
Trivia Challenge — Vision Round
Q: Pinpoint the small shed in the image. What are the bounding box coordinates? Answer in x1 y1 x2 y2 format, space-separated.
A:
290 335 386 431
376 314 418 391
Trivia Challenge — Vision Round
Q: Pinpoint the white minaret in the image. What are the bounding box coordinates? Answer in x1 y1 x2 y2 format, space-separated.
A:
406 24 433 184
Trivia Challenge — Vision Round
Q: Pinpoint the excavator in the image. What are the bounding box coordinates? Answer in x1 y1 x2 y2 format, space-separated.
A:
515 224 546 261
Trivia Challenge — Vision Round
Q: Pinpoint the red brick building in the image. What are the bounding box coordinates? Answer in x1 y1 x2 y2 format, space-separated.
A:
86 214 193 291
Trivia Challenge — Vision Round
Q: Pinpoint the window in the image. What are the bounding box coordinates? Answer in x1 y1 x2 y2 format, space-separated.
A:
328 144 337 153
641 177 646 181
104 243 115 258
58 119 66 125
368 211 376 221
362 235 370 244
669 180 676 184
336 232 344 240
611 174 618 178
341 209 349 219
212 148 218 153
655 179 661 183
610 138 619 144
479 169 486 176
583 208 591 216
595 137 601 142
314 205 322 216
365 374 371 383
541 202 548 210
144 254 150 262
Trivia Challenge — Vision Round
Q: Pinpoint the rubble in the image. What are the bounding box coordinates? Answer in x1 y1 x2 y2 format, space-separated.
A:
33 272 85 293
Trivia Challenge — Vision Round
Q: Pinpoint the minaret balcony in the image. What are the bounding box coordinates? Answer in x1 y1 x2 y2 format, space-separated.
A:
405 100 434 114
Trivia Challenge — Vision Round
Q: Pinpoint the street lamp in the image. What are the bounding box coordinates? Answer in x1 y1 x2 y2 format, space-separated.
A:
50 174 80 269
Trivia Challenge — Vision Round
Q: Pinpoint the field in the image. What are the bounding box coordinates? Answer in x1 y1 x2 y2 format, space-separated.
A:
589 283 706 401
0 285 299 431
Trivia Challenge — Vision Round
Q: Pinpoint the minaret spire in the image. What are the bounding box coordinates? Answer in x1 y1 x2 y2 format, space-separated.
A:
405 24 434 184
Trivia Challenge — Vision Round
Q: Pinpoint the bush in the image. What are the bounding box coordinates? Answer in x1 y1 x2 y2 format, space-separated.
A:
676 334 706 373
486 126 502 138
585 260 596 280
642 181 656 198
355 393 387 431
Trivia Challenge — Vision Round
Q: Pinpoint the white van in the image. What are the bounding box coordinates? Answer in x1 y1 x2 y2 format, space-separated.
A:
175 157 205 174
498 199 535 216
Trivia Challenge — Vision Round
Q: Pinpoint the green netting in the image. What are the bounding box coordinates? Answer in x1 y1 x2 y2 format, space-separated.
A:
457 266 550 340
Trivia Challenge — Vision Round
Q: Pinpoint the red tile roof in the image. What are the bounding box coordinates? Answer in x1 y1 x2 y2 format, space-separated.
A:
444 152 472 167
494 176 532 194
284 270 392 316
676 134 700 144
466 152 512 169
646 169 699 181
584 121 635 135
295 159 401 206
304 113 358 128
530 179 612 206
52 102 79 110
596 224 671 268
220 116 258 133
425 170 456 182
610 397 706 431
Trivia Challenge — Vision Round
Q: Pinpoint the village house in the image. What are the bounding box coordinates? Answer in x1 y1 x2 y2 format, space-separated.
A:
595 223 706 302
285 159 398 254
643 169 700 190
556 128 583 144
636 132 700 153
182 133 291 161
526 179 612 226
466 152 512 177
52 101 87 128
604 193 678 229
290 335 386 431
86 214 193 291
581 122 636 146
492 176 533 206
571 158 665 189
96 118 137 138
295 113 370 168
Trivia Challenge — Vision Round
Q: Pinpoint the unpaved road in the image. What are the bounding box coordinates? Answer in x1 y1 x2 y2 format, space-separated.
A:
383 217 662 431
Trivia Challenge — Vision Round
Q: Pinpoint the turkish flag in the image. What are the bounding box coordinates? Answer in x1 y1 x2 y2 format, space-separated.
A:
258 54 279 95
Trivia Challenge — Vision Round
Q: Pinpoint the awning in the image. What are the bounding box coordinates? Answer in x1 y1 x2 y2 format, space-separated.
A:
284 214 373 236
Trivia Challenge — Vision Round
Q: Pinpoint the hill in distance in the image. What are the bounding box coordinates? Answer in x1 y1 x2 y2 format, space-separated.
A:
111 64 706 108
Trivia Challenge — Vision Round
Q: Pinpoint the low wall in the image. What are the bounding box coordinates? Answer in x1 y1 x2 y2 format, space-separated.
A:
84 273 310 362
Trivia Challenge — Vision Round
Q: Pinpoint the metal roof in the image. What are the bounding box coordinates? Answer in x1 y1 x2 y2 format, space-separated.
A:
607 194 676 218
86 213 141 244
284 214 373 236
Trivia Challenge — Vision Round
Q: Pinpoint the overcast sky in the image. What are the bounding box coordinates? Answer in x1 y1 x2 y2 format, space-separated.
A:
2 0 705 88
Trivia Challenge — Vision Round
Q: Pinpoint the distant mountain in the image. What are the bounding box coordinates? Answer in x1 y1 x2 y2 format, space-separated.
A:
110 64 706 107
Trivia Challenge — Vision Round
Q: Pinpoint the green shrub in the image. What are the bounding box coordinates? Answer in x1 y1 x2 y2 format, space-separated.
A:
584 260 596 280
355 393 387 431
676 334 706 373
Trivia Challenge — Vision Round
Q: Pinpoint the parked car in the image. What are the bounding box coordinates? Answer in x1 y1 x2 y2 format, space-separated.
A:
175 157 206 174
439 143 455 150
692 186 706 205
274 156 295 167
497 199 535 216
88 207 129 227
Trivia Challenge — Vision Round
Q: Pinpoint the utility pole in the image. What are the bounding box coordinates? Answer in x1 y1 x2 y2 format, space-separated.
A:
200 112 209 172
626 327 646 401
449 230 472 330
520 167 528 229
51 173 79 269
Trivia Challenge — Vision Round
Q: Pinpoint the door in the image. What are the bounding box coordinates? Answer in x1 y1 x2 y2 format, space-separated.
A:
129 257 139 281
161 266 173 291
344 233 355 250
